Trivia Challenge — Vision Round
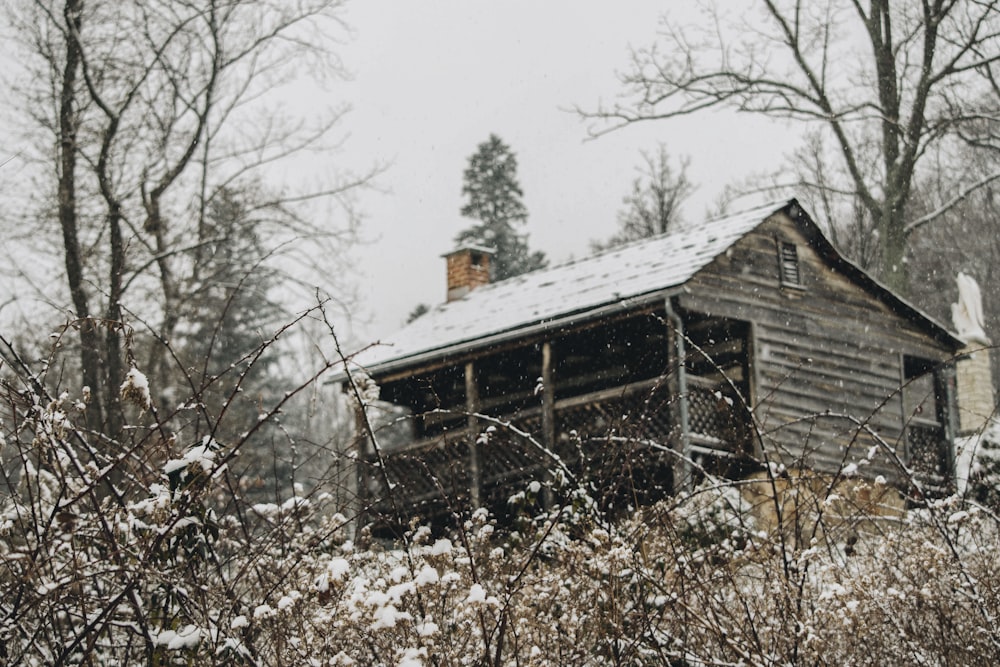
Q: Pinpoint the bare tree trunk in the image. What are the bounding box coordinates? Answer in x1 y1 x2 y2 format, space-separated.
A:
879 201 909 293
104 202 125 439
147 222 180 405
58 0 104 429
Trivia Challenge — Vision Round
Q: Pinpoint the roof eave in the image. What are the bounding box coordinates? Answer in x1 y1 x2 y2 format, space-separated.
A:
344 287 681 382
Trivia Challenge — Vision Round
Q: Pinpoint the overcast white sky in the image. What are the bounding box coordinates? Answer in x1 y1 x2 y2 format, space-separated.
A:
334 1 802 341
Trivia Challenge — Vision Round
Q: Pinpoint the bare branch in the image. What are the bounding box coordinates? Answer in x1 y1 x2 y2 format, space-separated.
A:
904 168 1000 234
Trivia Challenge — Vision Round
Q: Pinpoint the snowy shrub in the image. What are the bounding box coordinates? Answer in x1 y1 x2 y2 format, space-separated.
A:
2 331 1000 665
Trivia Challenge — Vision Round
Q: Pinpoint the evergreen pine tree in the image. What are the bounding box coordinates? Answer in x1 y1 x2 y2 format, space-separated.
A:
455 134 546 280
173 186 292 499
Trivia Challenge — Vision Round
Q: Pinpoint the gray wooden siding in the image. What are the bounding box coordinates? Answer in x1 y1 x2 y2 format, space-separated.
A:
681 212 952 483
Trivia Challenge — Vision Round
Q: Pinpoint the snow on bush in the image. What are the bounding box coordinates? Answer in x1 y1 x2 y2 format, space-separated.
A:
4 379 1000 665
163 436 220 476
119 366 152 410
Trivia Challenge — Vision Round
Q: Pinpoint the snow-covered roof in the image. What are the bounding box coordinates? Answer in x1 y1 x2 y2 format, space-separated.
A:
351 200 789 375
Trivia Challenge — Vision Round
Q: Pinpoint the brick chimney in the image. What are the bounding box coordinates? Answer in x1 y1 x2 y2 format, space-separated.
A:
955 343 994 436
443 245 494 302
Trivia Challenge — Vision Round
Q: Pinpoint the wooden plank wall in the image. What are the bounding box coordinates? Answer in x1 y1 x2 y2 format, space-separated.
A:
680 212 953 483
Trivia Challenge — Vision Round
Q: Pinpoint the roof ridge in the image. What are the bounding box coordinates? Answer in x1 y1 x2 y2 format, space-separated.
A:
459 198 793 294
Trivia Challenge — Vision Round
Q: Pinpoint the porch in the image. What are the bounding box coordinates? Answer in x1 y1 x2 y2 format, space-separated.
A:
357 308 757 529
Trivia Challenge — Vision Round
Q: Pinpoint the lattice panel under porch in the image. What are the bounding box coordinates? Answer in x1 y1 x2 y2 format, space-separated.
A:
619 384 675 442
686 383 746 448
478 414 548 487
554 384 674 446
375 435 472 505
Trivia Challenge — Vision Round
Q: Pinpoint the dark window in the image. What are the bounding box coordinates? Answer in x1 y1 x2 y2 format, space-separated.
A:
778 241 802 286
903 355 950 483
903 357 939 420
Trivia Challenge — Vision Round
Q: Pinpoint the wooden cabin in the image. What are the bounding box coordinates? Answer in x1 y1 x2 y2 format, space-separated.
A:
345 200 963 529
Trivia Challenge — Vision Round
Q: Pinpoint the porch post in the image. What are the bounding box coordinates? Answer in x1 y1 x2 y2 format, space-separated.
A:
541 341 556 450
665 298 693 492
940 363 959 480
541 341 556 506
465 361 482 508
353 399 372 539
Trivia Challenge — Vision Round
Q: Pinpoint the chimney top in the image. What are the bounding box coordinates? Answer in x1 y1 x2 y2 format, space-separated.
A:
443 245 494 302
441 243 495 259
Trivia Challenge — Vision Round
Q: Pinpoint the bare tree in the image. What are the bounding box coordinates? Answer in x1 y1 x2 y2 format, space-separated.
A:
907 142 1000 350
582 0 1000 293
792 131 884 271
592 143 693 252
4 0 372 437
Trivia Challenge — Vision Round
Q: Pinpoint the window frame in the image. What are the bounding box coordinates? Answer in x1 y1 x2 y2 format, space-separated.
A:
901 354 954 486
776 239 804 288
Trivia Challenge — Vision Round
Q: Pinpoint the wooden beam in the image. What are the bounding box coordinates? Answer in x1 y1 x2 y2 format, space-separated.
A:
665 298 692 492
541 340 556 507
465 361 481 508
541 341 556 450
353 402 371 540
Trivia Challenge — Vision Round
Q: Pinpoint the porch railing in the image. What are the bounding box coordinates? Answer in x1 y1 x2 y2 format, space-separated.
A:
365 374 751 520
